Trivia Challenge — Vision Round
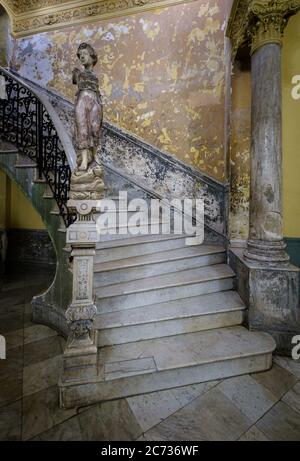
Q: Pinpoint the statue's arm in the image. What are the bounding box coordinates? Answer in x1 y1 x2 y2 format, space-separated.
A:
72 68 80 85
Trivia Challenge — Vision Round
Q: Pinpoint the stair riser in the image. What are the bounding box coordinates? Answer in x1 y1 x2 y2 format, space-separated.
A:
60 352 272 409
97 310 244 346
96 278 234 313
96 226 169 243
94 253 226 287
95 237 188 263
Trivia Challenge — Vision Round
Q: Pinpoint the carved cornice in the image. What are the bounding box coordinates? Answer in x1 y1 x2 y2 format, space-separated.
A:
227 0 300 58
0 0 198 37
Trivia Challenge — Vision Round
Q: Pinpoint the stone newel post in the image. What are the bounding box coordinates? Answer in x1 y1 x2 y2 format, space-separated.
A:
61 200 100 383
244 0 298 264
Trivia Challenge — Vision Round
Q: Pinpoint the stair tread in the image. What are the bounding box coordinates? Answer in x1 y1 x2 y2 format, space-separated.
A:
95 263 234 299
95 290 245 328
0 140 18 153
94 244 225 273
99 326 276 379
96 233 187 250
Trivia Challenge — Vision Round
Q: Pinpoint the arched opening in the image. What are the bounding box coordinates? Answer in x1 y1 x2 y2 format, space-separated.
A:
0 4 12 67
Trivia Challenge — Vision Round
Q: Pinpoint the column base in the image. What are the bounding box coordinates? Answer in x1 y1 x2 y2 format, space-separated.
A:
229 248 300 356
244 239 290 265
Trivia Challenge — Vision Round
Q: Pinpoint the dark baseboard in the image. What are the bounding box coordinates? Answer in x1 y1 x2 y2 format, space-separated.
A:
285 237 300 268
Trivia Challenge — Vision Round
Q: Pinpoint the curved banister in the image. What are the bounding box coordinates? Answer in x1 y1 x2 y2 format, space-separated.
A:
0 66 77 227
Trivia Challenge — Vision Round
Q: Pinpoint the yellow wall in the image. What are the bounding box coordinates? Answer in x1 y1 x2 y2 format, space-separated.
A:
0 169 45 230
10 0 232 182
282 12 300 238
0 169 7 228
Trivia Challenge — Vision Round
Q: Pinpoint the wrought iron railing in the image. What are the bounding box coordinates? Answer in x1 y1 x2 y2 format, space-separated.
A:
0 68 74 227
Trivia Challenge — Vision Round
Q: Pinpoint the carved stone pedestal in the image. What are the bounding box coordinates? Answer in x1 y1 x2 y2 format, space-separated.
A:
59 200 100 403
230 248 300 355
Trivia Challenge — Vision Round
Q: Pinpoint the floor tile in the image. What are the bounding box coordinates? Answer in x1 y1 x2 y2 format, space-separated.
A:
282 382 300 415
22 385 77 440
24 324 57 345
0 302 24 317
0 400 22 441
239 425 269 441
23 355 62 397
0 373 23 408
127 381 218 432
274 356 300 380
251 363 297 399
140 388 252 441
78 399 143 441
5 329 24 350
31 416 83 441
0 311 24 334
0 346 23 381
0 290 26 307
24 336 62 367
257 401 300 441
217 375 277 423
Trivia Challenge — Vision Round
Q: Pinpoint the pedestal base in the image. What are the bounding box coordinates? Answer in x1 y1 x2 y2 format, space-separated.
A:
61 329 98 383
229 248 300 355
244 239 290 265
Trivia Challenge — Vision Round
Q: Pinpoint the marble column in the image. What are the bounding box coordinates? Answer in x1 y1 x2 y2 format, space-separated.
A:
244 41 289 264
244 1 299 264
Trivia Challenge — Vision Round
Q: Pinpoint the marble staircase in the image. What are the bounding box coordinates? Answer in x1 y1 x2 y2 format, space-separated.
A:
60 213 276 408
0 139 276 409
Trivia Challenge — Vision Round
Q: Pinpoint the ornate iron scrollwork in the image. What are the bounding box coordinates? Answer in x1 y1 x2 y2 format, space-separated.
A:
0 68 74 227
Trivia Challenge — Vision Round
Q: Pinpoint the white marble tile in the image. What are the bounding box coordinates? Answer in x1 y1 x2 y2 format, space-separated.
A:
239 425 269 441
22 386 77 440
140 388 252 441
217 375 277 423
127 381 219 432
282 382 300 415
105 357 156 380
257 401 300 441
23 355 62 397
274 356 300 380
252 363 298 399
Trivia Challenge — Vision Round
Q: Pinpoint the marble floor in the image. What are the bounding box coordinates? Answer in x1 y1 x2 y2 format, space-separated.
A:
1 267 300 441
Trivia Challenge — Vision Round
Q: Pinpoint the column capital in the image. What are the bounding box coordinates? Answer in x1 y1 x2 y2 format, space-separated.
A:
227 0 300 58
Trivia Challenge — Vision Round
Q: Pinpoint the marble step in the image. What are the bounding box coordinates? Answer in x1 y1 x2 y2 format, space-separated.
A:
95 234 189 263
0 140 18 154
95 222 172 244
95 290 245 346
61 326 276 408
94 245 225 287
95 264 235 312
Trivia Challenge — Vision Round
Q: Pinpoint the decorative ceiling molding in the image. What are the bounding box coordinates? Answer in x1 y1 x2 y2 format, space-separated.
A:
227 0 300 59
0 0 198 38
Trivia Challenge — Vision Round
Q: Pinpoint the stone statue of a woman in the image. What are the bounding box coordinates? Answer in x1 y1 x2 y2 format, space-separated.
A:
70 42 105 200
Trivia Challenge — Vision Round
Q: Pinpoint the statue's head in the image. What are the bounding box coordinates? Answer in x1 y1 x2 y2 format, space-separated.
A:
77 43 98 67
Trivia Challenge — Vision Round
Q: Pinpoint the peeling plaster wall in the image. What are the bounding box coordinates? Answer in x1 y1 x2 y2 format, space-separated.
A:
10 0 233 182
229 60 251 242
0 5 13 66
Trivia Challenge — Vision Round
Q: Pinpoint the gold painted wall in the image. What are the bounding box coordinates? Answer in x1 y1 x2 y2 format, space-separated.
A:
10 0 233 182
229 60 251 242
0 170 7 228
0 170 45 230
282 12 300 238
